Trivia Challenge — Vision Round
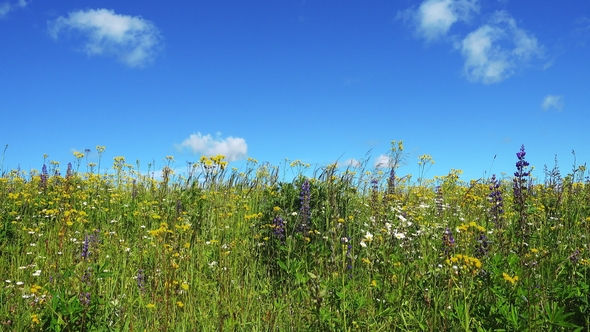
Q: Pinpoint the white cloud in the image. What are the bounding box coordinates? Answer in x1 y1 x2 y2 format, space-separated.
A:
458 11 542 83
0 0 27 18
48 8 162 68
400 0 479 42
178 133 248 162
541 95 564 111
374 154 391 168
339 158 361 168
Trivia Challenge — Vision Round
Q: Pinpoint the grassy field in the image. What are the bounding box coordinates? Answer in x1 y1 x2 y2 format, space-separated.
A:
1 142 589 331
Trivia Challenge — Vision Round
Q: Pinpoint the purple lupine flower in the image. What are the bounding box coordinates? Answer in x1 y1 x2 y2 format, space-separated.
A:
513 145 531 248
273 215 285 240
40 164 48 190
475 232 490 258
569 249 581 264
81 267 92 285
137 269 145 293
442 227 455 256
488 174 504 229
66 162 73 178
81 234 90 259
340 236 353 278
299 178 311 232
79 292 91 306
81 230 100 260
386 168 396 196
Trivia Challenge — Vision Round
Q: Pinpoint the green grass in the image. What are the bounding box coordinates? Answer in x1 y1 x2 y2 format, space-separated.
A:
1 145 589 331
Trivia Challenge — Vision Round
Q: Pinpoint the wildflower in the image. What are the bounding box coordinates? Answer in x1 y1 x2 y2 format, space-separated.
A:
181 283 189 291
502 272 519 285
442 227 455 256
39 164 48 190
176 301 184 307
136 269 145 293
513 145 531 249
299 178 311 232
79 292 91 306
146 303 156 309
31 314 40 325
475 232 490 258
569 249 581 264
488 174 504 229
81 234 90 259
272 215 285 240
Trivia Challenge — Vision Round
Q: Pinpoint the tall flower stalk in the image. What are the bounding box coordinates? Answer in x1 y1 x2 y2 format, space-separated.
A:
513 145 531 251
299 178 311 233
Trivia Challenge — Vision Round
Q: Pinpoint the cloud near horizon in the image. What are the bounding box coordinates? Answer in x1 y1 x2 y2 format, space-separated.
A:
541 95 564 111
374 154 391 168
177 133 248 162
48 8 163 68
0 0 27 19
338 158 361 168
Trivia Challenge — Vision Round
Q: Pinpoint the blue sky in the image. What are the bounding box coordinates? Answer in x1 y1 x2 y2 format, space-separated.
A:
1 0 590 182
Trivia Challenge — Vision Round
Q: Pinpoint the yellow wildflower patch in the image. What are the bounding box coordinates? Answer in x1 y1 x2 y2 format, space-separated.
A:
502 273 519 285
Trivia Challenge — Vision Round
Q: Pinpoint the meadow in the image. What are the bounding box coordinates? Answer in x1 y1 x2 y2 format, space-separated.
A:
0 142 589 331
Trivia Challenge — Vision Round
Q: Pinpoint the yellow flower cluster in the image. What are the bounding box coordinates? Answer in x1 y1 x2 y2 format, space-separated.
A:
200 155 228 169
457 221 486 233
149 222 172 237
244 212 263 221
446 254 482 275
502 273 519 285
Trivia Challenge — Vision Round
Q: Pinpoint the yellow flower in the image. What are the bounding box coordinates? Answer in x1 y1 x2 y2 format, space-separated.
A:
176 301 184 307
31 314 40 324
146 303 156 309
370 280 377 287
181 283 189 291
502 273 519 285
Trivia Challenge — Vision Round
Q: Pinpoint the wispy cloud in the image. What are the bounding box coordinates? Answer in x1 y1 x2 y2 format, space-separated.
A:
572 16 590 47
0 0 27 19
399 0 479 42
177 132 248 162
458 11 542 83
48 9 163 68
339 158 361 168
541 95 564 111
374 154 391 168
400 1 543 84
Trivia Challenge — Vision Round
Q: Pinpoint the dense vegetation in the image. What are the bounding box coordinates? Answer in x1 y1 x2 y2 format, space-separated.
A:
1 142 589 331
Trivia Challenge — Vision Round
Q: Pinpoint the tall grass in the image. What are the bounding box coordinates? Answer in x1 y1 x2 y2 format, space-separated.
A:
0 143 589 331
